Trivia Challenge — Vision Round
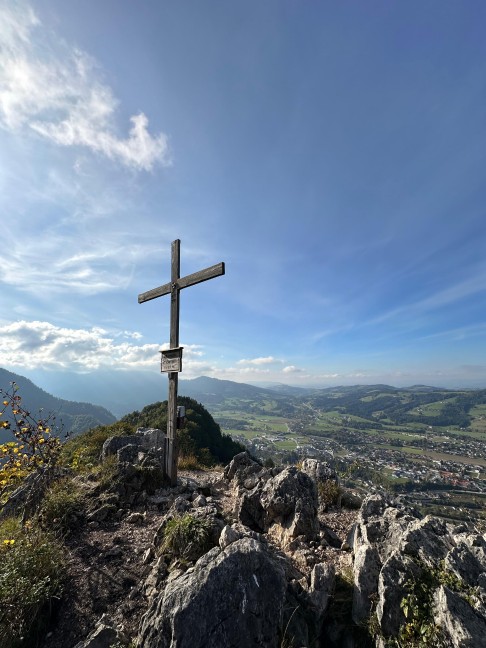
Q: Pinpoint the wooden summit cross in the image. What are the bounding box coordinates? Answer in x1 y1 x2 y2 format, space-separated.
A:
138 239 225 485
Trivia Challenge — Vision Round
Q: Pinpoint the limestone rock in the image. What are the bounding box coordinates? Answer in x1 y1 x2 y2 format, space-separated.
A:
352 544 381 625
300 458 338 484
223 451 269 487
125 511 144 525
101 428 165 463
87 503 117 523
74 614 128 648
434 585 486 648
320 525 342 548
219 524 241 549
445 541 486 588
261 466 319 543
309 562 335 619
376 552 422 637
101 435 143 461
352 493 486 647
340 490 363 510
144 556 168 600
400 515 452 565
192 494 207 507
137 537 287 648
235 486 265 532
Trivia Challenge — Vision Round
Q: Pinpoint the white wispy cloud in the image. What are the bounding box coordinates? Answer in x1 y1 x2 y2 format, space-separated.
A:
0 237 140 295
237 356 281 366
282 365 304 374
0 2 169 170
367 266 486 329
0 320 203 371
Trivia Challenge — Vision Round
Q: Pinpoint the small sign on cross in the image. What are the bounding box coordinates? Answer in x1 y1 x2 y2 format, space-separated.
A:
138 240 225 485
161 347 183 373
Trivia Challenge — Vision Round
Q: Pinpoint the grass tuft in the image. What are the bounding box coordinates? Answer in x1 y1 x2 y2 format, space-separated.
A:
178 454 205 470
159 514 213 561
39 476 86 535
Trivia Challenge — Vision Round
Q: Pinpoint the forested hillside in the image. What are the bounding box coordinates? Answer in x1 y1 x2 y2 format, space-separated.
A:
122 396 244 464
0 368 116 443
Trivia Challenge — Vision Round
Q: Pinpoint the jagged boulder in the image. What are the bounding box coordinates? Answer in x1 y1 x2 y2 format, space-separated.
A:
101 428 166 462
300 458 338 485
309 562 336 617
352 493 486 646
138 532 336 648
101 435 143 461
434 585 486 648
235 486 266 532
74 614 128 648
225 455 319 544
137 537 288 648
352 544 381 625
223 451 269 487
375 552 422 636
261 466 319 543
102 443 166 506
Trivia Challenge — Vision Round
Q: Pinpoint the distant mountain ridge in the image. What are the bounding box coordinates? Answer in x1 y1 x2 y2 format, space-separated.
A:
179 376 280 401
0 368 116 443
4 369 484 423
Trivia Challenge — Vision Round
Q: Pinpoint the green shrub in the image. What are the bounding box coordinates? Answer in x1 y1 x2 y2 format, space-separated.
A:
0 517 65 647
317 479 342 508
160 514 213 561
39 477 86 535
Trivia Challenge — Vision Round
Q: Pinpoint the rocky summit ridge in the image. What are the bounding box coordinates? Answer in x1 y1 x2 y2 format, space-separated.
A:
37 442 486 648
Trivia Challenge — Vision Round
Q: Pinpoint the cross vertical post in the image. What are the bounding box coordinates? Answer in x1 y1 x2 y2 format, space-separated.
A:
138 239 225 486
167 240 180 485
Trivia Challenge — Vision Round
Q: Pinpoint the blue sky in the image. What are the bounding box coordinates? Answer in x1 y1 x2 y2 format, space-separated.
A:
1 0 486 400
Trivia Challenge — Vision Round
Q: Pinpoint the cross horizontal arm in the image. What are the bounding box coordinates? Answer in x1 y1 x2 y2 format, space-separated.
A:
177 262 225 290
138 281 172 304
137 262 225 304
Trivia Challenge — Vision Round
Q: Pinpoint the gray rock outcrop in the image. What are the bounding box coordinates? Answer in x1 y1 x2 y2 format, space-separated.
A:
300 458 338 485
74 614 128 648
226 453 319 545
352 493 486 646
138 537 288 648
261 466 319 544
101 427 166 462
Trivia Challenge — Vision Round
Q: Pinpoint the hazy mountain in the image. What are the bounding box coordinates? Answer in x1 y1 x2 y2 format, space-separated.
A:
9 367 481 424
26 372 277 417
179 376 279 402
0 368 116 443
248 382 316 396
27 369 165 418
